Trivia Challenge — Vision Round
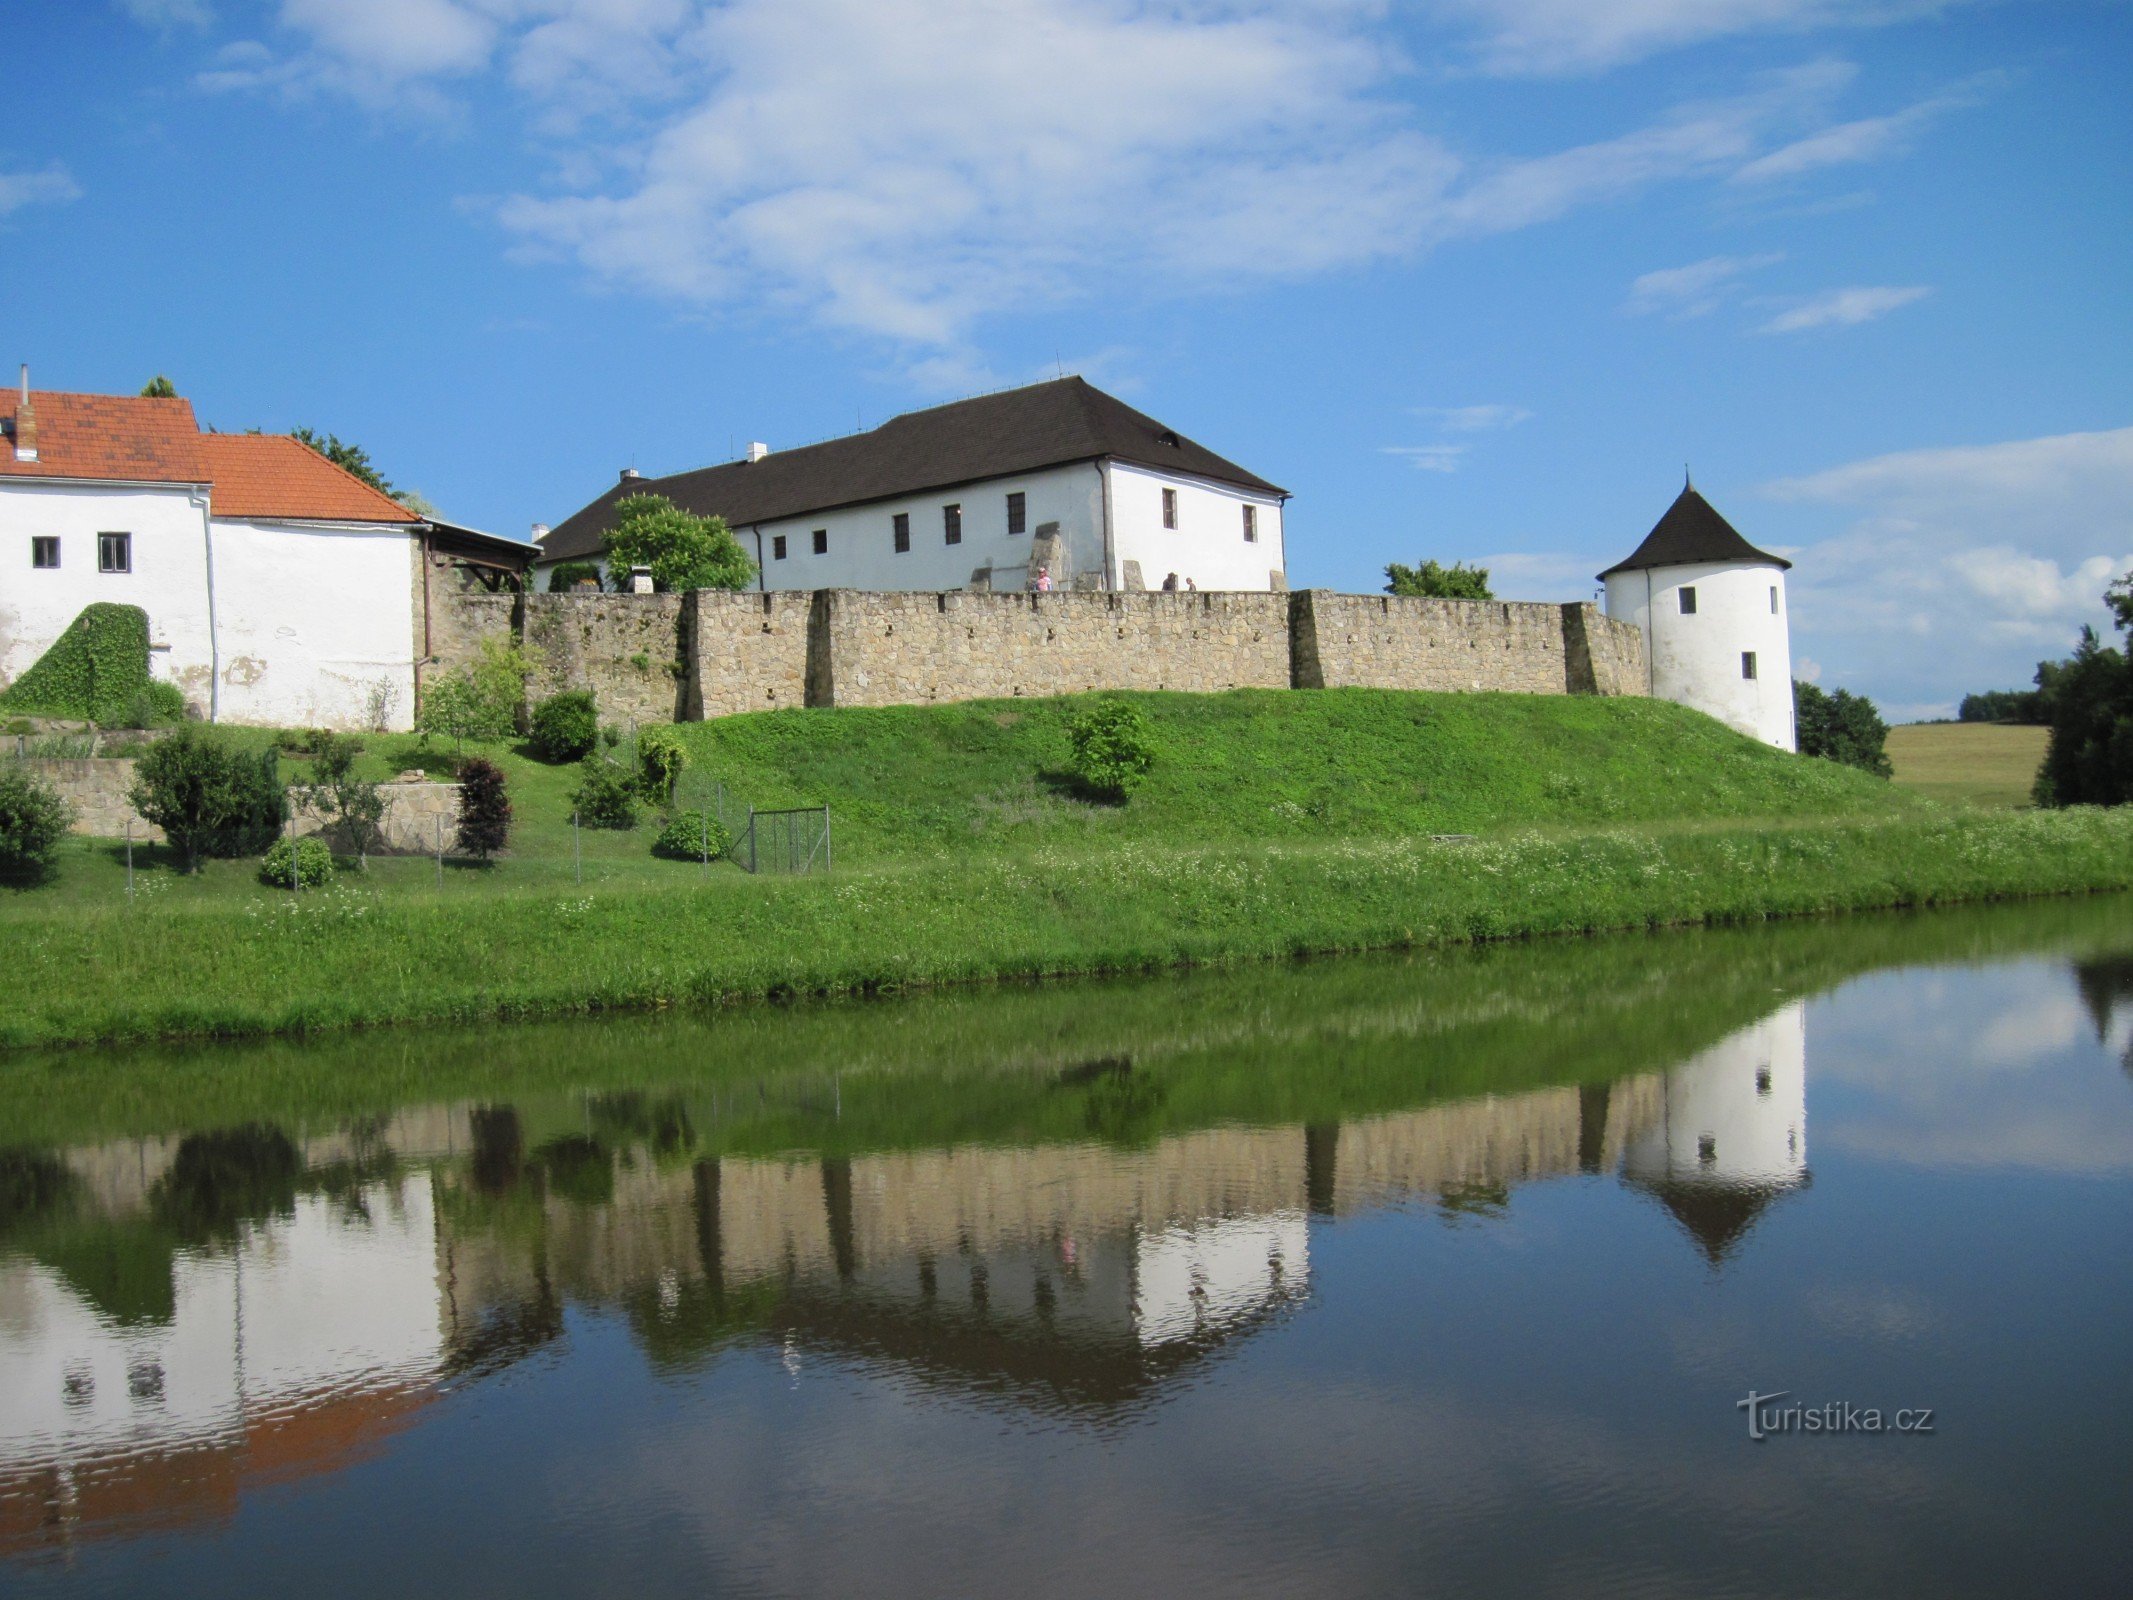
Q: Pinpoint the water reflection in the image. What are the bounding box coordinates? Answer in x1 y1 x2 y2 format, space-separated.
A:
3 898 2132 1578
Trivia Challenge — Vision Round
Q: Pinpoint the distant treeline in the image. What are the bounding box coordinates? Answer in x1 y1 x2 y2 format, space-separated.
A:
1958 664 2068 725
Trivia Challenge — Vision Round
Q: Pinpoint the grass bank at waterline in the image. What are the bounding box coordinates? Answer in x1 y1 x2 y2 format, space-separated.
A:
3 805 2129 1049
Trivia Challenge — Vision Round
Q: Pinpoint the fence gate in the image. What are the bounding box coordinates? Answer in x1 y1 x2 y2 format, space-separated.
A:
741 806 832 876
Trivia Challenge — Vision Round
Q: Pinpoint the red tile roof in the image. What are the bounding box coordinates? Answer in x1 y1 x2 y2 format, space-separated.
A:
0 388 418 523
0 388 205 483
197 433 419 523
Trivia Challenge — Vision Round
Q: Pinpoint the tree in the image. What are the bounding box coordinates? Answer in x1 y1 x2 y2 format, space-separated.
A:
455 758 512 860
2034 570 2133 807
1385 560 1494 600
0 770 73 882
604 493 755 593
140 375 178 399
293 427 396 497
295 731 387 864
1793 681 1893 778
128 727 284 870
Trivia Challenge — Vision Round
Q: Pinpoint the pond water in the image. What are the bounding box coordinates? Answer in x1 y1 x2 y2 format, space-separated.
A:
4 898 2132 1596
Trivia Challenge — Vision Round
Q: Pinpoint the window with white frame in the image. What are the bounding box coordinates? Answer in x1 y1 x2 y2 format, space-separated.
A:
98 532 131 574
1161 487 1178 529
1241 505 1256 542
31 536 59 568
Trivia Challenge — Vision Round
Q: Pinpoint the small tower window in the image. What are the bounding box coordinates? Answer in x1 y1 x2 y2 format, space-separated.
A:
1756 1068 1772 1097
1678 586 1697 615
1742 651 1758 680
1770 585 1780 615
812 528 828 555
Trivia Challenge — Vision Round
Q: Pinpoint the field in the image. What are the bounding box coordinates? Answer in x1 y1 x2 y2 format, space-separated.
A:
2 688 2126 1050
1887 722 2050 808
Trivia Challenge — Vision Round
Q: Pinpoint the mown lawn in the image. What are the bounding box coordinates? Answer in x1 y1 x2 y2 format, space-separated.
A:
1887 722 2050 809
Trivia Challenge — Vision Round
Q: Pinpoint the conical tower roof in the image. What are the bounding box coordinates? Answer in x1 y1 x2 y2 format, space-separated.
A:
1599 484 1791 581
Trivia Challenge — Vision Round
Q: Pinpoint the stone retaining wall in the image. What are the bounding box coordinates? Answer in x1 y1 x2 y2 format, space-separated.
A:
17 758 458 853
521 592 688 729
689 591 813 718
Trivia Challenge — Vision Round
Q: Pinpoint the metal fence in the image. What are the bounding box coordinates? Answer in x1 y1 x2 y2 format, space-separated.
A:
737 805 832 876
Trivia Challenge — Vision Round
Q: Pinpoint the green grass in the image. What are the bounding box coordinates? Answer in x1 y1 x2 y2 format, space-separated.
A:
2 688 2123 1050
1888 721 2050 808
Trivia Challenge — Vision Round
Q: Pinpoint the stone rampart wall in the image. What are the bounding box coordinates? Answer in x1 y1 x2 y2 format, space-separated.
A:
1293 592 1566 694
521 592 688 729
810 590 1292 709
689 591 814 719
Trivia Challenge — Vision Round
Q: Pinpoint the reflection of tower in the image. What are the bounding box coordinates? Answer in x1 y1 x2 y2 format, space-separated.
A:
1624 1000 1809 1263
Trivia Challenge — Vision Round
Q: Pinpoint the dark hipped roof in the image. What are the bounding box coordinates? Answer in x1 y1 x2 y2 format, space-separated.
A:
540 376 1287 563
1599 485 1792 581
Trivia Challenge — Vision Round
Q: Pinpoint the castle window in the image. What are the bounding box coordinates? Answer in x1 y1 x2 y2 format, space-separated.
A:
99 532 131 573
772 535 788 560
812 528 828 556
893 512 910 554
1242 505 1257 542
1756 1068 1772 1096
944 503 962 545
1742 651 1758 680
1770 586 1780 615
1678 586 1697 615
31 536 58 568
1006 492 1026 535
1162 487 1178 529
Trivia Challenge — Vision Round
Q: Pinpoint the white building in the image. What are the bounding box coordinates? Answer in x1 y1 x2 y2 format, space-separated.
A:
536 376 1290 595
1601 484 1796 750
1 373 532 731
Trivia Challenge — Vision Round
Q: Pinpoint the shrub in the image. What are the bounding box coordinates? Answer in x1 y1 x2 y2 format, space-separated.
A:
571 758 638 828
528 691 599 763
602 493 755 593
546 561 602 593
129 727 284 870
0 770 73 881
1384 560 1494 600
1067 700 1157 800
416 636 534 747
259 835 334 889
455 758 512 860
637 726 687 801
1793 681 1893 778
118 681 187 730
0 602 151 722
652 809 732 861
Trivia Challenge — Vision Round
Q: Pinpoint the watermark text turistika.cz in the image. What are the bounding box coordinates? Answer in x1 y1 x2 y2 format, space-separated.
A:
1737 1391 1936 1441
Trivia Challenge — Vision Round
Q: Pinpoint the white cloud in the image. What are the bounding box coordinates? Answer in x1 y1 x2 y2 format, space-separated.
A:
1731 73 1999 182
116 0 213 27
1625 252 1783 317
1758 426 2133 705
1383 444 1471 473
1419 0 1964 77
1756 284 1930 333
0 162 82 218
1414 404 1531 432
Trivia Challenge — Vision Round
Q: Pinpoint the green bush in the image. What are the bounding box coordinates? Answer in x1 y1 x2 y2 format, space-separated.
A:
528 691 599 763
295 731 386 860
1066 700 1157 800
455 758 512 860
546 561 602 593
259 835 334 889
417 637 532 746
652 809 732 861
129 726 284 870
571 758 639 829
0 603 151 722
637 726 687 801
1793 681 1893 778
0 769 74 881
119 681 188 730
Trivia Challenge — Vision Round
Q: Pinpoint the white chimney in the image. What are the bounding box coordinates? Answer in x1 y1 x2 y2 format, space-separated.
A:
12 364 35 462
531 522 550 542
620 466 642 483
748 441 769 463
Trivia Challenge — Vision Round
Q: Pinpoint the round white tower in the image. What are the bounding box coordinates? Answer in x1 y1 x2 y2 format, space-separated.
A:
1601 483 1796 751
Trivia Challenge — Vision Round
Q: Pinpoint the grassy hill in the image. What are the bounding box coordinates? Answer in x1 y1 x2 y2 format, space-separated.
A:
672 688 1910 863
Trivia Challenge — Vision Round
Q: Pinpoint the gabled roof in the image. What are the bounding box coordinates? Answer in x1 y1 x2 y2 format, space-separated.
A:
197 433 420 523
1599 485 1791 581
0 389 205 484
540 376 1287 563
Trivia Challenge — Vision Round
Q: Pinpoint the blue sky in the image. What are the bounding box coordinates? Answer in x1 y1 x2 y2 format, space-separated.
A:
5 1 2129 717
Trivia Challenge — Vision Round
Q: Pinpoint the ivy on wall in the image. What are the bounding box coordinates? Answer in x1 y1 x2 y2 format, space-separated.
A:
0 603 153 722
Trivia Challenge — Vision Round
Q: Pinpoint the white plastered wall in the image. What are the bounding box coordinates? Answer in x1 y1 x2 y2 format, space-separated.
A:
208 519 419 729
0 479 215 713
1605 561 1795 749
1106 461 1286 592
